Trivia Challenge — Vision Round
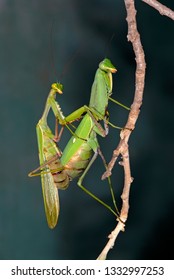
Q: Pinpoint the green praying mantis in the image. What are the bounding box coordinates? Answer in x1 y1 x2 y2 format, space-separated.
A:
29 58 129 229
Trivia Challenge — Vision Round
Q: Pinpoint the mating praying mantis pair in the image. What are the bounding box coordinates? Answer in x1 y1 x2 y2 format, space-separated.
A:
29 58 129 229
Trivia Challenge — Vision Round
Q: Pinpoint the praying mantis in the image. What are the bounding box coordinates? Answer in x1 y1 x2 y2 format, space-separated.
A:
29 58 129 229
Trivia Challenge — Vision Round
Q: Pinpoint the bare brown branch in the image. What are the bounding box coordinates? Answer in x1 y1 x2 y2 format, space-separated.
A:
142 0 174 20
97 0 146 260
102 0 146 180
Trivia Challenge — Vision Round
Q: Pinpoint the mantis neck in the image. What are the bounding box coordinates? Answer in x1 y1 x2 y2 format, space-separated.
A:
41 89 55 123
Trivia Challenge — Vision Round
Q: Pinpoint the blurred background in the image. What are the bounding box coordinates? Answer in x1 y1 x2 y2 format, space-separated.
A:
0 0 174 260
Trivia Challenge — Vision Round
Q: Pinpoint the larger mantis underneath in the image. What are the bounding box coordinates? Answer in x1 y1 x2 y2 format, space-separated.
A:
29 58 129 229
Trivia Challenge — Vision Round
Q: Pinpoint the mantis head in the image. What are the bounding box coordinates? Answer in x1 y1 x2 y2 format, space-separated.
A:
51 83 63 94
99 58 117 74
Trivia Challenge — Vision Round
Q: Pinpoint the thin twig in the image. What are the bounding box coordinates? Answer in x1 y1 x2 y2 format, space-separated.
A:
97 0 146 260
97 221 125 260
97 149 133 260
142 0 174 20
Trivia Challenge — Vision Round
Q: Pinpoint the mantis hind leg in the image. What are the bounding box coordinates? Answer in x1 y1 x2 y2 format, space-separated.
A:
97 148 119 215
28 154 61 177
77 150 119 218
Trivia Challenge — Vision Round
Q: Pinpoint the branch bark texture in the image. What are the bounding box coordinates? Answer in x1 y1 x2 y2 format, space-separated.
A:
142 0 174 20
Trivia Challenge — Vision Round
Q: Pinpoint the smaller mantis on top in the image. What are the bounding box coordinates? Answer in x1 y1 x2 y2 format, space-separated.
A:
29 58 129 229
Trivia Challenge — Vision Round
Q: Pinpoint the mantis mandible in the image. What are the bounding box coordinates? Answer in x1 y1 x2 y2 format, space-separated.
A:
29 58 129 228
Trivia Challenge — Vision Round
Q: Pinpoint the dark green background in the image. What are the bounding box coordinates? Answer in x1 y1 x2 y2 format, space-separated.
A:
1 0 174 259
